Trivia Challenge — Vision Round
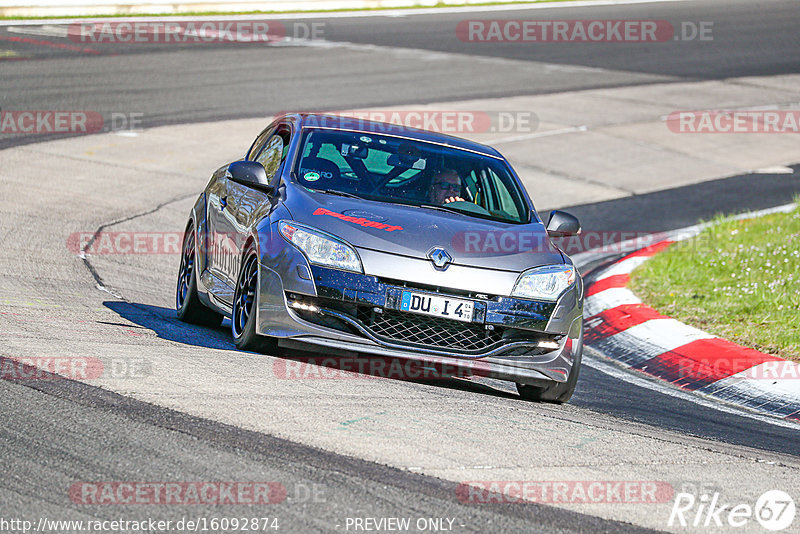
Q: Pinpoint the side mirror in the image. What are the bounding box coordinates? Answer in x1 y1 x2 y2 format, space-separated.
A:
228 161 273 194
546 210 581 237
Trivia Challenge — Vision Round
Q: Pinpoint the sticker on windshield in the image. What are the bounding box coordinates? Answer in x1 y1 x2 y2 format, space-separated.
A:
304 171 321 182
359 136 372 143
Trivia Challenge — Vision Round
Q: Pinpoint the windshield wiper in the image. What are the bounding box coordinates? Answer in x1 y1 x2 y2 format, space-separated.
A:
419 204 469 217
312 189 364 200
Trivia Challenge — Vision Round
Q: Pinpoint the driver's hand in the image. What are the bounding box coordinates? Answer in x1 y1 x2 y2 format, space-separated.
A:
444 196 465 204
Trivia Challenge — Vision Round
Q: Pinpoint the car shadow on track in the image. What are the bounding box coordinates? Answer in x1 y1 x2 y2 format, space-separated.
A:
104 301 519 400
104 301 236 351
274 345 521 400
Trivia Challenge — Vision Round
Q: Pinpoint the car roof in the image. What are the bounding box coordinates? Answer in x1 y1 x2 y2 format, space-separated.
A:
280 112 505 160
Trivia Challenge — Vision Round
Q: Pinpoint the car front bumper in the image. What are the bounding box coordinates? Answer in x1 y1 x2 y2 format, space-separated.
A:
256 261 583 386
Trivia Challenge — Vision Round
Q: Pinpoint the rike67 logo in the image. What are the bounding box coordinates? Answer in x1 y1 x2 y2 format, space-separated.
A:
669 490 796 531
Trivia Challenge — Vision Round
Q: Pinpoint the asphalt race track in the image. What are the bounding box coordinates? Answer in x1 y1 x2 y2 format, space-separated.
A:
1 1 800 532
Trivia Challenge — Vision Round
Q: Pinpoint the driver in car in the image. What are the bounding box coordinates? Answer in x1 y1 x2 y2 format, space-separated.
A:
429 169 465 205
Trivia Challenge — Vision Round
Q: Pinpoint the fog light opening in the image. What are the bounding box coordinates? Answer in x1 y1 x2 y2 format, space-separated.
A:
537 340 560 350
289 300 320 313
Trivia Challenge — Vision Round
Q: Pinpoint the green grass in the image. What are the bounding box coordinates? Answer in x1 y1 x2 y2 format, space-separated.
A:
629 205 800 362
0 0 584 20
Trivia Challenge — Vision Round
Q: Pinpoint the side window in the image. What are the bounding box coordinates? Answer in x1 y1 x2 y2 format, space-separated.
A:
247 126 275 161
255 134 285 182
487 168 521 219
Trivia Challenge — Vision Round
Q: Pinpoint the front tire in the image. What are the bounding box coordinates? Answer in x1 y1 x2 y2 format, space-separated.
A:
232 246 277 353
516 346 582 404
176 224 224 327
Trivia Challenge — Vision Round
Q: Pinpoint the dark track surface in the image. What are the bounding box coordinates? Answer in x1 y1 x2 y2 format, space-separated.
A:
315 0 800 79
2 0 799 149
1 374 653 534
565 164 800 234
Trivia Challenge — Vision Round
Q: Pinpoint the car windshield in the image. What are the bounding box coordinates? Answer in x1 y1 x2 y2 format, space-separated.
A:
292 128 530 224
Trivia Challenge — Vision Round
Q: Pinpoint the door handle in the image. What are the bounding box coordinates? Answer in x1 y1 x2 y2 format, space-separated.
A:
220 196 228 209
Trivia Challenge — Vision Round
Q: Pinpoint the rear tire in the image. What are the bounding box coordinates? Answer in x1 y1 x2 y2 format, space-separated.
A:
516 344 582 404
232 245 277 353
176 224 224 328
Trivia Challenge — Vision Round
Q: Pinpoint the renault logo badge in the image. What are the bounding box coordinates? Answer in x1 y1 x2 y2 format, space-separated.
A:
427 247 452 270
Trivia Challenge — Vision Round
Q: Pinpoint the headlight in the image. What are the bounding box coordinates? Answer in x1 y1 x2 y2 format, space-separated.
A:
511 264 576 301
278 220 362 273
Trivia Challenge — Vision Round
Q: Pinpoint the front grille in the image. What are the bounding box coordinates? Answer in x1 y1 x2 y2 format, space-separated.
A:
357 308 503 354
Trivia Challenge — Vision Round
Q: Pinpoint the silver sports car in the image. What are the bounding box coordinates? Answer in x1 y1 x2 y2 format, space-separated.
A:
177 113 584 402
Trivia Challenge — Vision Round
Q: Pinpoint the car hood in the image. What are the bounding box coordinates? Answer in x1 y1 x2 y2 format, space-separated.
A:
285 188 565 272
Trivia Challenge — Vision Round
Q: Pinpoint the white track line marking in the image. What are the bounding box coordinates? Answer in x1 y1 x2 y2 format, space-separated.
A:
611 318 715 352
6 25 69 37
753 166 794 174
584 287 640 316
586 319 715 368
493 125 588 144
594 255 649 279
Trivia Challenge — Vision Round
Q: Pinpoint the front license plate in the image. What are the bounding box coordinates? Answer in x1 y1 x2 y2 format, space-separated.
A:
399 291 475 323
